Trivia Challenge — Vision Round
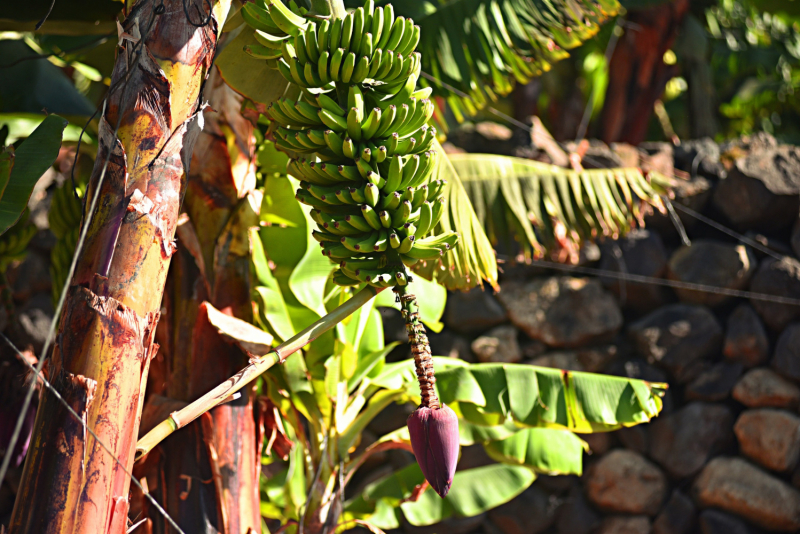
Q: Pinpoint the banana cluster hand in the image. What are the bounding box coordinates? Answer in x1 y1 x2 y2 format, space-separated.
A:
246 0 458 287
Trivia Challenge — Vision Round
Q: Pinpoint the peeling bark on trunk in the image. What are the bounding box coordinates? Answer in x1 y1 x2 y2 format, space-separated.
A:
133 68 262 534
599 0 689 145
9 1 230 532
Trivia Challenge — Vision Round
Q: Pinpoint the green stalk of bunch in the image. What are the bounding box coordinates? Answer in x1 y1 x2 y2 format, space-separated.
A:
247 0 458 288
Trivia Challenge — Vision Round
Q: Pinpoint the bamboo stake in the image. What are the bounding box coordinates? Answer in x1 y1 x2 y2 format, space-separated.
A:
136 284 384 459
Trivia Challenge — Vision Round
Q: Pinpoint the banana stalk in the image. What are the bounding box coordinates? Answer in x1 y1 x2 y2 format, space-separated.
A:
9 1 230 532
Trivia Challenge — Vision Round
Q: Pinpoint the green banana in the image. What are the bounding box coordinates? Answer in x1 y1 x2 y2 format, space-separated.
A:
341 52 357 83
266 0 308 36
244 43 283 60
319 108 348 132
245 0 455 287
305 22 320 62
330 47 345 80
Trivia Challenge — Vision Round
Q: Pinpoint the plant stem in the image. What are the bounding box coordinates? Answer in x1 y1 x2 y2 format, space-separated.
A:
135 284 384 459
396 285 440 409
308 0 346 19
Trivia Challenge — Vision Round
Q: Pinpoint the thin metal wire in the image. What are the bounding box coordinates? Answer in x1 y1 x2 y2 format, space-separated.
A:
528 258 800 306
1 333 186 534
671 202 785 262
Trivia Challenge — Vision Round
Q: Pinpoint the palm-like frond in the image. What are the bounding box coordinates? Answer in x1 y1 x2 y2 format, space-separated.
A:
387 0 621 119
412 141 500 292
447 154 674 262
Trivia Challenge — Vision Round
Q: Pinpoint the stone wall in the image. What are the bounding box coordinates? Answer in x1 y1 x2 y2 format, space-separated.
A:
390 131 800 534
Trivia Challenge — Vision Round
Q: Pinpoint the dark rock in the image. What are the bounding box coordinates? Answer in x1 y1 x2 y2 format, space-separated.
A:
530 343 622 375
791 219 800 259
653 489 696 534
646 175 713 236
628 304 722 383
599 230 669 312
667 241 757 306
471 325 521 363
488 485 558 534
6 251 52 303
640 142 674 177
556 485 600 534
498 277 622 348
693 456 800 531
606 358 669 383
444 287 508 335
426 329 471 361
734 409 800 472
584 432 613 456
585 449 667 515
723 304 769 368
576 344 622 373
16 294 54 354
772 323 800 381
699 509 757 534
673 137 725 179
616 426 649 455
520 339 547 360
595 516 651 534
529 351 584 371
712 145 800 232
648 402 734 479
448 121 515 155
749 257 800 331
732 368 800 409
685 362 743 402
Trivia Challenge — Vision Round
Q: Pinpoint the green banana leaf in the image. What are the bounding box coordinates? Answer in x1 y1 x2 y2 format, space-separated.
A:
387 0 620 118
371 358 667 432
484 428 587 475
216 25 297 106
447 153 675 261
347 462 535 528
0 114 67 235
413 141 500 291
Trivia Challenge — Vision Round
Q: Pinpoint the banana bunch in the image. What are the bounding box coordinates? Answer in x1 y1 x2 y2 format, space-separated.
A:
246 0 458 288
0 215 36 271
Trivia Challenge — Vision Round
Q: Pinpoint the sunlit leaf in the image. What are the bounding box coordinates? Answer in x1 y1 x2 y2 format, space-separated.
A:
387 0 620 117
0 114 67 234
412 141 499 292
448 153 674 261
371 358 667 432
484 428 588 475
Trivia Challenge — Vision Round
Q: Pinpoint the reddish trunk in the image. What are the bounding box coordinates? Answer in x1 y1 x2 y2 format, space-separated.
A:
133 68 262 534
599 0 689 144
10 1 229 532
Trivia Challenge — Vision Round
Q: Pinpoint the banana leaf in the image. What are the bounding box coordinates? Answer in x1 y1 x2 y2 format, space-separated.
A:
447 153 675 261
388 0 621 118
371 358 667 432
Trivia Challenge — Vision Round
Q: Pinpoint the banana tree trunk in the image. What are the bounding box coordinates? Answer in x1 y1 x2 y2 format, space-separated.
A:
132 68 262 534
9 1 230 532
598 0 689 144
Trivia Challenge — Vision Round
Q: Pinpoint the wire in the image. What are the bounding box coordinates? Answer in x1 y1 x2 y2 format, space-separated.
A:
0 333 186 534
527 258 800 307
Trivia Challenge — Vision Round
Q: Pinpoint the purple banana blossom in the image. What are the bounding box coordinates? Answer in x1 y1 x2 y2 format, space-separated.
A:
407 404 459 498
